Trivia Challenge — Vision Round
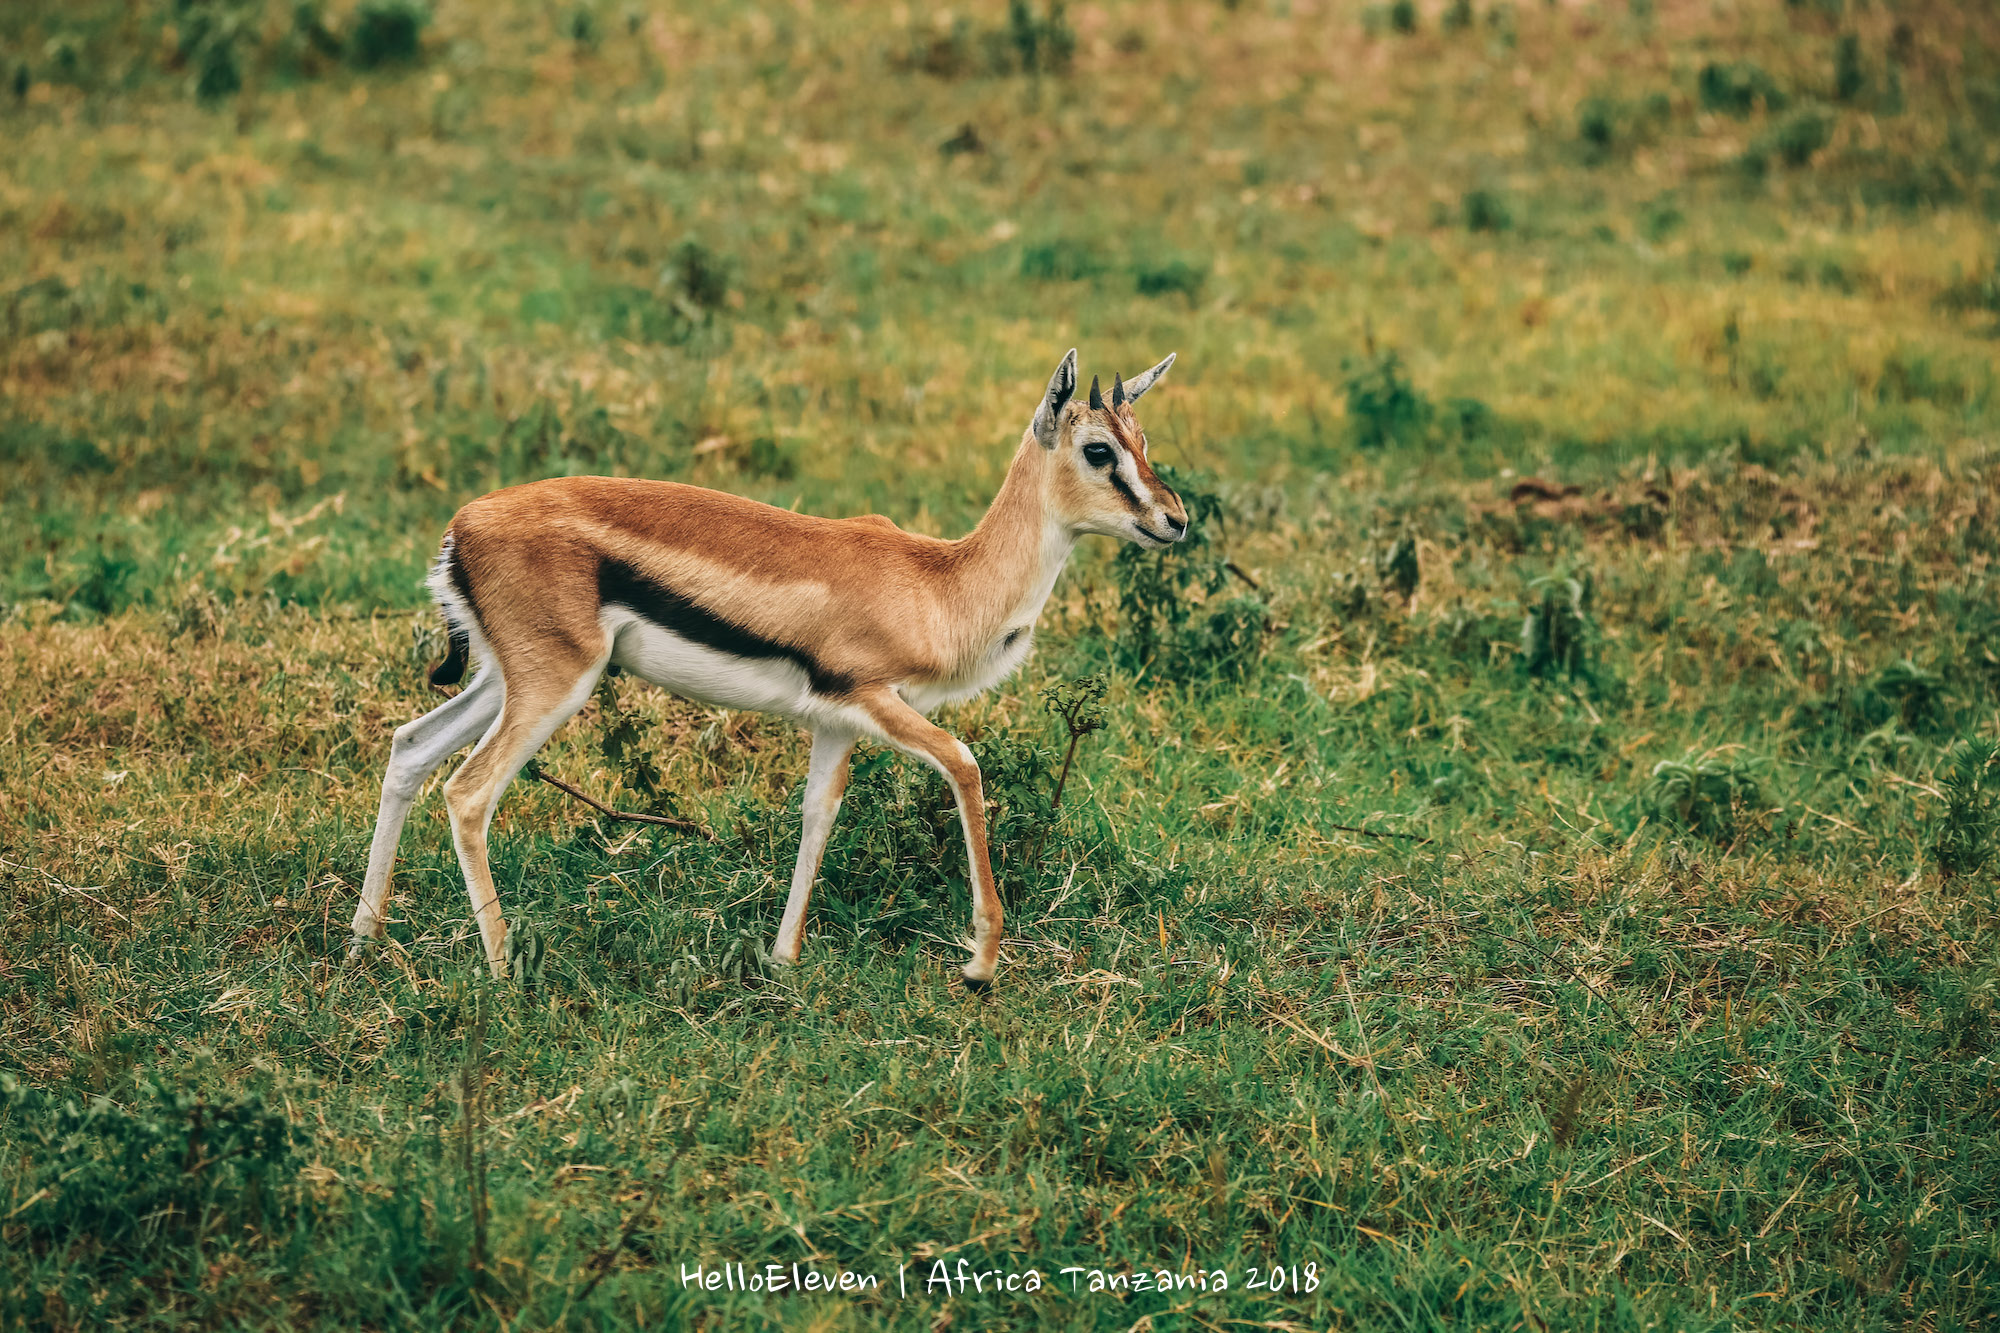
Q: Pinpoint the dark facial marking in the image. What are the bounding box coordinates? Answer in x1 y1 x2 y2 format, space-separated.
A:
1106 465 1143 513
598 557 857 694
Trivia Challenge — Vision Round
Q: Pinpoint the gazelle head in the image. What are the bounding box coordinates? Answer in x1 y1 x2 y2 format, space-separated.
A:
1030 348 1189 549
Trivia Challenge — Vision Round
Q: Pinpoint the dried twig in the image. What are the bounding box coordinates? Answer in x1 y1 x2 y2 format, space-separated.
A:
1321 821 1432 845
1225 560 1261 591
434 681 712 840
530 769 714 841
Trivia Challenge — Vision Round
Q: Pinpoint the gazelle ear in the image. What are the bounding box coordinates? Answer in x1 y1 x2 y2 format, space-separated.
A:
1121 352 1176 404
1031 348 1078 448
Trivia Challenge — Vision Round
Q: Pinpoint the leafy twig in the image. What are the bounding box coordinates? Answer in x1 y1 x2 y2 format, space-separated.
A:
1042 676 1109 812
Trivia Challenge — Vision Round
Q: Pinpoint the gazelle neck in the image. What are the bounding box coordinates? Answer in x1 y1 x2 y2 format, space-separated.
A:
953 433 1075 637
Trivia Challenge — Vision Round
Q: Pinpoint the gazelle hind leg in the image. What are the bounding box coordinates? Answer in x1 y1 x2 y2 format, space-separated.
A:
443 658 606 977
772 729 856 966
851 689 1001 989
350 668 504 953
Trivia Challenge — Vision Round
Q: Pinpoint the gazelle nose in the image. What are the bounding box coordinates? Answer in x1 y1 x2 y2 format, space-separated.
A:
1164 511 1188 536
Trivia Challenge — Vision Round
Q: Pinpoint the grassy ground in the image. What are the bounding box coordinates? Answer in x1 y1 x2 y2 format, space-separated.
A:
5 0 2000 1328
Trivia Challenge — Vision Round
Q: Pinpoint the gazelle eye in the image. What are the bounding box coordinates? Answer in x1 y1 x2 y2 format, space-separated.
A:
1082 442 1114 468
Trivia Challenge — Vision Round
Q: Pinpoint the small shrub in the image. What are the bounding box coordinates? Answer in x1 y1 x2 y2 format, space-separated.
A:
1938 262 2000 318
1330 566 1373 622
1769 108 1833 167
1577 97 1617 155
1007 0 1075 75
1933 740 1999 880
1443 0 1474 30
1112 468 1264 682
1462 188 1511 232
670 239 729 310
903 3 1071 78
1390 0 1419 34
1041 675 1107 810
1644 749 1764 840
0 1070 305 1263
1834 33 1865 102
717 926 774 986
939 123 984 156
1343 349 1433 451
1520 572 1594 681
196 37 242 101
1877 354 1968 408
743 435 797 480
1133 257 1208 301
1640 195 1684 242
820 728 1064 933
593 677 676 813
1020 242 1105 282
1378 529 1420 603
348 1 426 70
1869 657 1948 731
1699 61 1787 117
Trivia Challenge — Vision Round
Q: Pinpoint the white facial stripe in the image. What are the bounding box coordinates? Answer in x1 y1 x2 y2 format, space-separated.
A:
1113 449 1147 505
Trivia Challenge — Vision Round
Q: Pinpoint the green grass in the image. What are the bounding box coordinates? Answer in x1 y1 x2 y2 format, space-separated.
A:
4 1 2000 1329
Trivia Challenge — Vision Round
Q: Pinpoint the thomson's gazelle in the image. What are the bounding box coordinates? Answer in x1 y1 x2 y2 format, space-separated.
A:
349 349 1187 989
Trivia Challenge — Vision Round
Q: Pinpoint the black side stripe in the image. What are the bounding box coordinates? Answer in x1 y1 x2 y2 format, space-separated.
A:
597 557 856 695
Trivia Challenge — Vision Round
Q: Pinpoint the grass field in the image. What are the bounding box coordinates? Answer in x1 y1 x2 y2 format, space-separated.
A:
5 0 2000 1328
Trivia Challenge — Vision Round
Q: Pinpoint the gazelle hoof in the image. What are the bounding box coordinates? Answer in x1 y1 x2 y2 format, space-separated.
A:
345 932 375 964
959 972 993 995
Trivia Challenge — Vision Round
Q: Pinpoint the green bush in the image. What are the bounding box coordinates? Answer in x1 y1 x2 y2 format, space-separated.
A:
1933 740 2000 880
1344 349 1433 450
1133 257 1209 301
1772 108 1833 166
0 1070 305 1264
1520 573 1595 682
348 1 426 69
1112 469 1265 683
1019 242 1106 281
1834 33 1866 102
1643 749 1764 840
1699 61 1787 117
1462 188 1511 232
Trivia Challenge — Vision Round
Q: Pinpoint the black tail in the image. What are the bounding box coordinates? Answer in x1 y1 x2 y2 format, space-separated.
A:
430 625 470 687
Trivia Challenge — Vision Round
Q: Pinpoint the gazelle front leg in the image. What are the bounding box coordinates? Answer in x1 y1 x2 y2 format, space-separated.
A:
772 729 856 966
852 689 1002 990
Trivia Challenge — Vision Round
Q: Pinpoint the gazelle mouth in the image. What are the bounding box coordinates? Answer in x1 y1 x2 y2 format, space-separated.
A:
1131 520 1173 544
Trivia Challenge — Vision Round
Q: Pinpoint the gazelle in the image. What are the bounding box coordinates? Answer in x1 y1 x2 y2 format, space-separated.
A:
348 349 1186 989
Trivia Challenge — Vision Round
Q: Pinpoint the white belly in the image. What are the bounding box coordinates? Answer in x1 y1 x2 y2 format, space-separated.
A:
602 608 818 718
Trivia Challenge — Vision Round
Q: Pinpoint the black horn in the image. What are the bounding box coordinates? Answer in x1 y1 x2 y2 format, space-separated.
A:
1088 375 1104 411
1111 372 1126 408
